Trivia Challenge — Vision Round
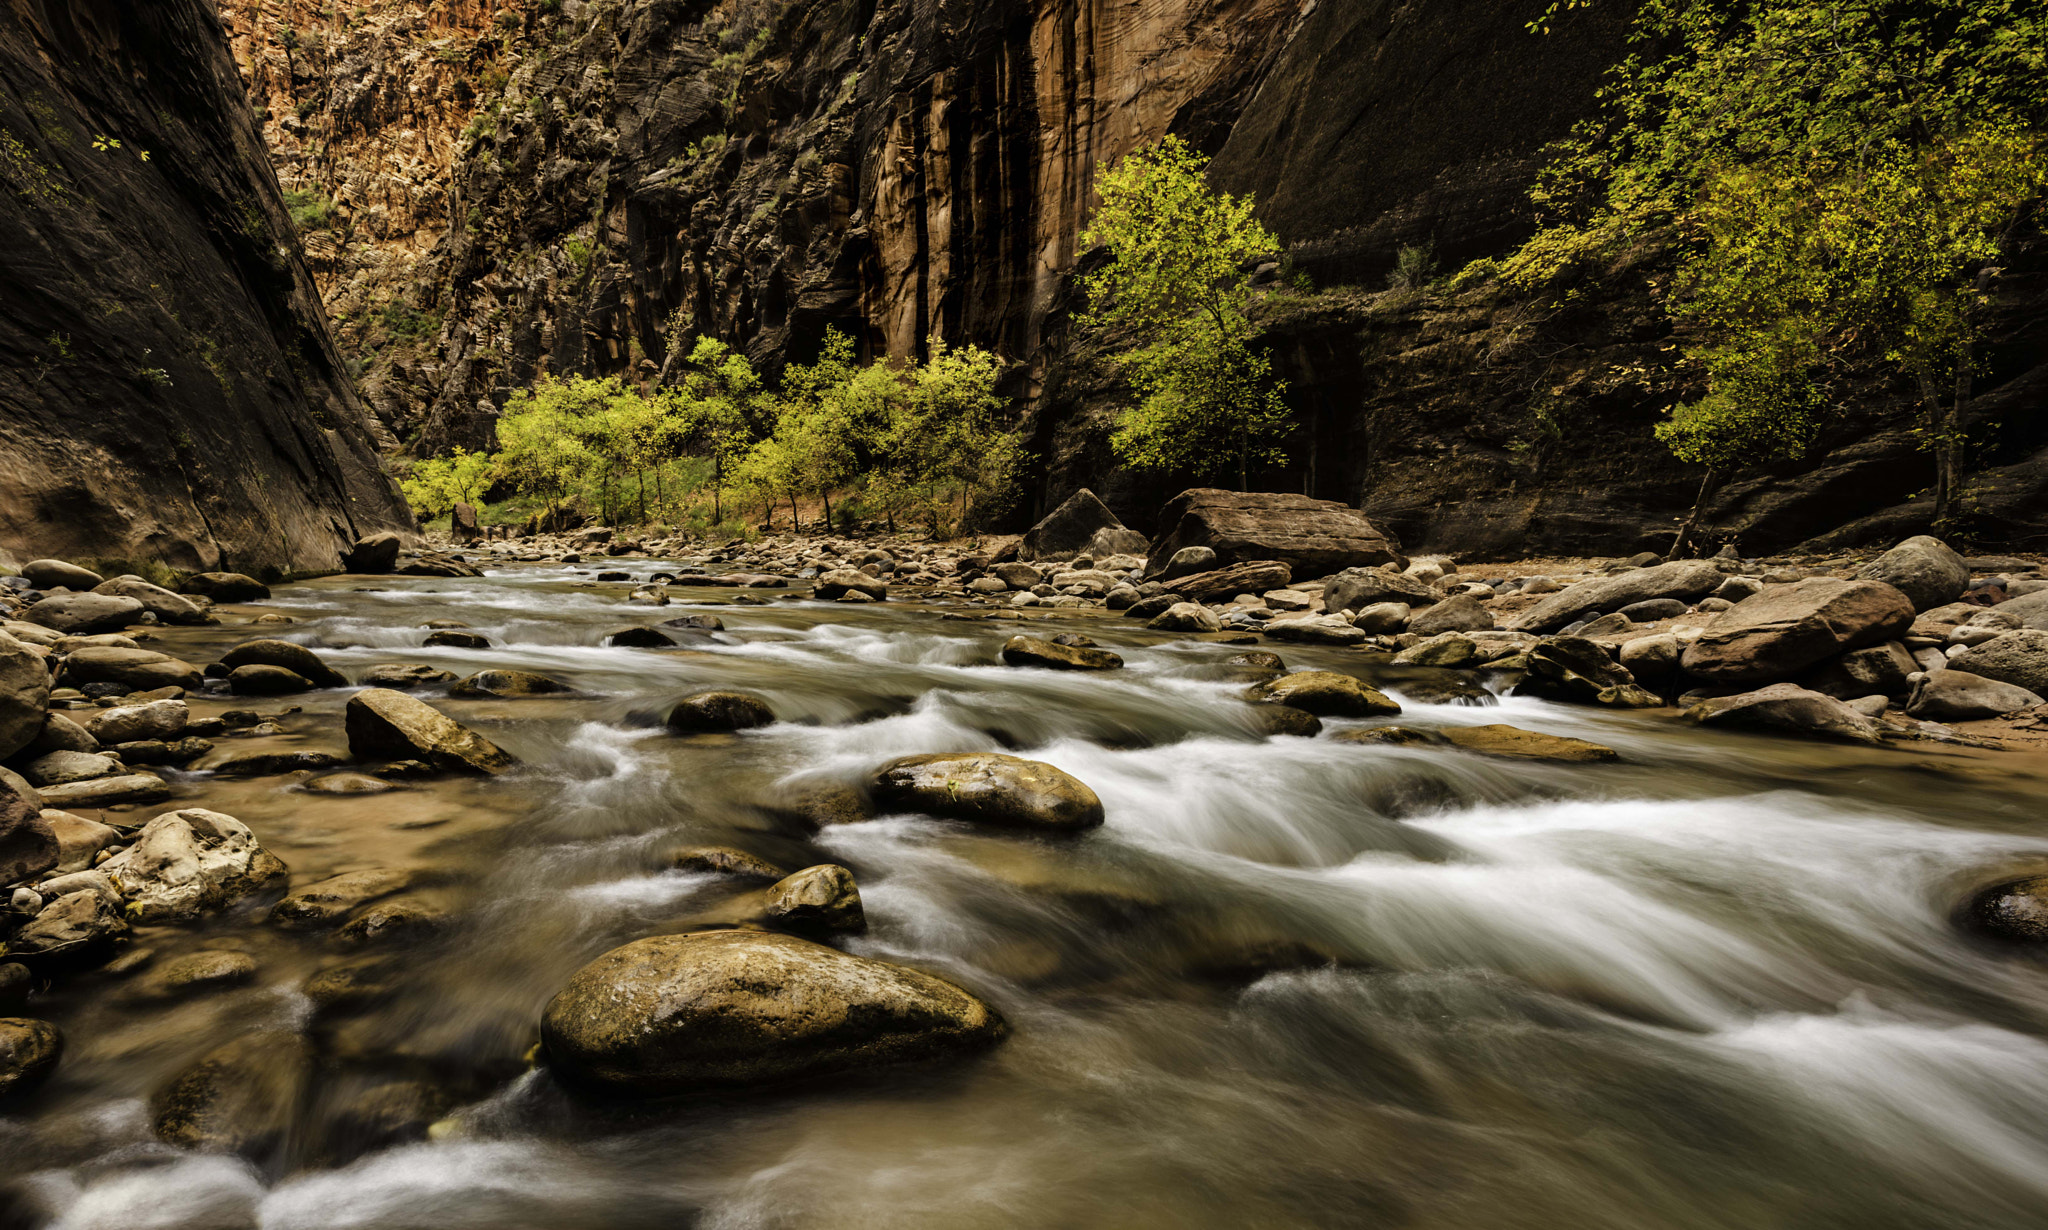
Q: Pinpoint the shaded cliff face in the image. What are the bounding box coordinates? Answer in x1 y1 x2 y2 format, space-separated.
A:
0 0 413 574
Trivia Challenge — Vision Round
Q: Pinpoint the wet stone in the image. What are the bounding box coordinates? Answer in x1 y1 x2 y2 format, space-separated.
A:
666 690 776 734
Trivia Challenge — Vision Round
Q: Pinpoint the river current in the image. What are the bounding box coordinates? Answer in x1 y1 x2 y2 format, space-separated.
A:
7 559 2048 1229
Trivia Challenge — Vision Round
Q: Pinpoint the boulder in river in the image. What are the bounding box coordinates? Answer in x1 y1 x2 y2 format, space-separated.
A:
1334 723 1619 763
356 663 456 689
1903 670 2043 721
1855 535 1969 612
1164 561 1293 604
763 864 866 935
1513 638 1660 707
343 533 403 574
92 577 211 626
1148 601 1222 633
1948 630 2048 696
540 930 1004 1096
666 690 776 734
345 688 518 774
0 634 50 762
270 869 418 930
0 1018 62 1103
129 950 259 1001
227 664 313 696
1680 578 1914 685
63 646 203 691
152 1032 313 1157
101 808 289 924
1247 704 1323 737
606 626 677 648
82 699 187 744
423 629 491 649
21 750 120 786
1408 593 1494 635
0 777 59 885
22 592 145 635
871 752 1104 832
1248 671 1400 717
1962 875 2048 943
181 573 271 603
670 846 788 880
1508 561 1725 633
1017 488 1147 561
815 569 887 601
1263 615 1368 646
1000 634 1124 670
1684 683 1883 744
1145 489 1402 577
450 670 574 699
220 639 349 688
36 773 172 810
9 888 129 969
20 559 103 590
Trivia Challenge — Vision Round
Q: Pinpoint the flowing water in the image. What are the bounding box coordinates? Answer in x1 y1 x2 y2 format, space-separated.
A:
8 560 2048 1229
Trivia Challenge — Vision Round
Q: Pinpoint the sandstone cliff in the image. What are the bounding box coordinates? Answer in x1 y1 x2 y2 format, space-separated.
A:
0 0 412 575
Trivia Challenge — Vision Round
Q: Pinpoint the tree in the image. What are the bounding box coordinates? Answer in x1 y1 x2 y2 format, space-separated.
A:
494 376 611 521
1082 135 1289 488
660 338 772 522
399 448 495 519
1509 0 2048 539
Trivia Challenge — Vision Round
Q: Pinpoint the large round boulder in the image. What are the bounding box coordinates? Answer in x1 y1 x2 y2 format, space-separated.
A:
92 577 211 626
99 809 290 924
63 646 204 692
1000 634 1123 671
1680 578 1914 685
227 664 313 696
666 690 775 734
1855 535 1969 612
23 592 146 635
219 639 348 689
540 930 1003 1096
1949 630 2048 697
1248 671 1400 717
871 752 1104 832
20 559 103 590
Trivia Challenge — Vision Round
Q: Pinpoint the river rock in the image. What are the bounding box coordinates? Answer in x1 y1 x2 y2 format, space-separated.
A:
131 950 258 1000
0 635 50 763
872 752 1104 832
43 810 119 872
101 809 288 924
815 569 887 601
21 750 120 786
227 664 313 696
1903 670 2043 721
1325 567 1440 613
1249 671 1400 717
1264 615 1368 645
1684 683 1882 744
1150 546 1218 582
27 712 98 756
666 690 776 733
1164 561 1294 603
83 699 187 743
1145 602 1219 634
764 864 866 935
989 562 1044 590
9 888 128 968
270 869 417 930
1510 638 1657 707
1856 535 1969 611
671 846 788 879
540 930 1004 1096
21 559 103 591
23 592 145 635
345 688 518 774
1682 579 1915 685
191 746 346 776
92 577 210 626
1408 593 1494 635
152 1032 313 1157
1618 633 1681 688
63 646 203 691
343 533 403 574
1393 635 1479 668
181 573 271 603
1802 642 1918 700
298 772 404 795
1963 876 2048 942
1000 634 1123 670
1146 489 1401 576
1018 489 1146 561
450 669 574 699
0 1017 61 1102
1334 723 1619 762
220 639 349 688
356 663 456 689
1948 630 2048 696
606 626 676 648
1246 704 1323 737
0 776 58 885
1508 561 1724 633
333 897 449 947
35 772 172 809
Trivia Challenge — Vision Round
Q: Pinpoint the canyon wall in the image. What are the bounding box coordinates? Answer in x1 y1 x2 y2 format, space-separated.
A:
0 0 412 575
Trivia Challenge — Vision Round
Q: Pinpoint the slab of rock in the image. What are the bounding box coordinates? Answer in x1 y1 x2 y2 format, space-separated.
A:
21 750 120 787
1508 561 1724 633
423 629 491 649
450 670 574 699
1855 535 1969 612
540 931 1003 1096
871 752 1104 832
1163 561 1293 603
25 712 96 757
670 846 788 880
63 647 204 692
1904 670 2044 721
1949 630 2048 696
763 864 866 935
151 1032 313 1156
1263 615 1369 646
606 626 676 648
1147 602 1223 634
343 533 403 574
1325 567 1440 613
1001 635 1123 670
0 634 50 761
345 689 517 774
666 690 775 733
23 592 145 635
1018 489 1145 561
43 810 119 873
35 774 171 810
0 777 58 885
1249 671 1400 717
9 888 128 968
92 577 210 626
83 699 188 744
815 569 887 601
1146 489 1401 577
21 559 103 590
1685 683 1883 744
270 868 416 930
0 1017 62 1102
100 809 288 923
219 639 349 689
181 573 270 603
1334 723 1619 762
1680 578 1915 685
356 664 456 689
1409 594 1494 635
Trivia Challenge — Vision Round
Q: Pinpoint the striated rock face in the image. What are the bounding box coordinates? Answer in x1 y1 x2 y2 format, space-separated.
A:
0 0 412 573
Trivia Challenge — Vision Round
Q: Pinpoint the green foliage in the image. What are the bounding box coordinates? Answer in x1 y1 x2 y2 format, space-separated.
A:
283 187 336 231
1386 243 1438 290
1082 135 1289 486
376 299 441 342
400 448 495 518
1508 0 2048 525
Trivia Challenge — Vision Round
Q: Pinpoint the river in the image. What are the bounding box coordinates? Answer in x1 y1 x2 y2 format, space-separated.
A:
7 558 2048 1229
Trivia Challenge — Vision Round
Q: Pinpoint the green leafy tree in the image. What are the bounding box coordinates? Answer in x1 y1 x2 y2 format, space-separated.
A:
660 338 773 522
1082 135 1289 488
494 376 613 521
1508 0 2048 538
399 448 496 519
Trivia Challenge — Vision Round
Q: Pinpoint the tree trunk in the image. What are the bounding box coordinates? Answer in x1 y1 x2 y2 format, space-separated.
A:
637 469 647 524
821 488 833 532
789 492 801 533
1670 467 1720 559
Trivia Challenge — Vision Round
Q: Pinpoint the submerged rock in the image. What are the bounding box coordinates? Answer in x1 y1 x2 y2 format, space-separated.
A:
666 690 776 734
130 950 258 1001
763 864 866 936
1247 705 1323 737
670 846 788 880
152 1032 313 1156
1334 723 1619 763
101 809 289 924
871 752 1104 832
270 869 416 930
345 688 518 774
1000 634 1124 670
0 1017 62 1103
540 930 1004 1096
356 663 457 689
450 669 574 699
1248 671 1400 717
